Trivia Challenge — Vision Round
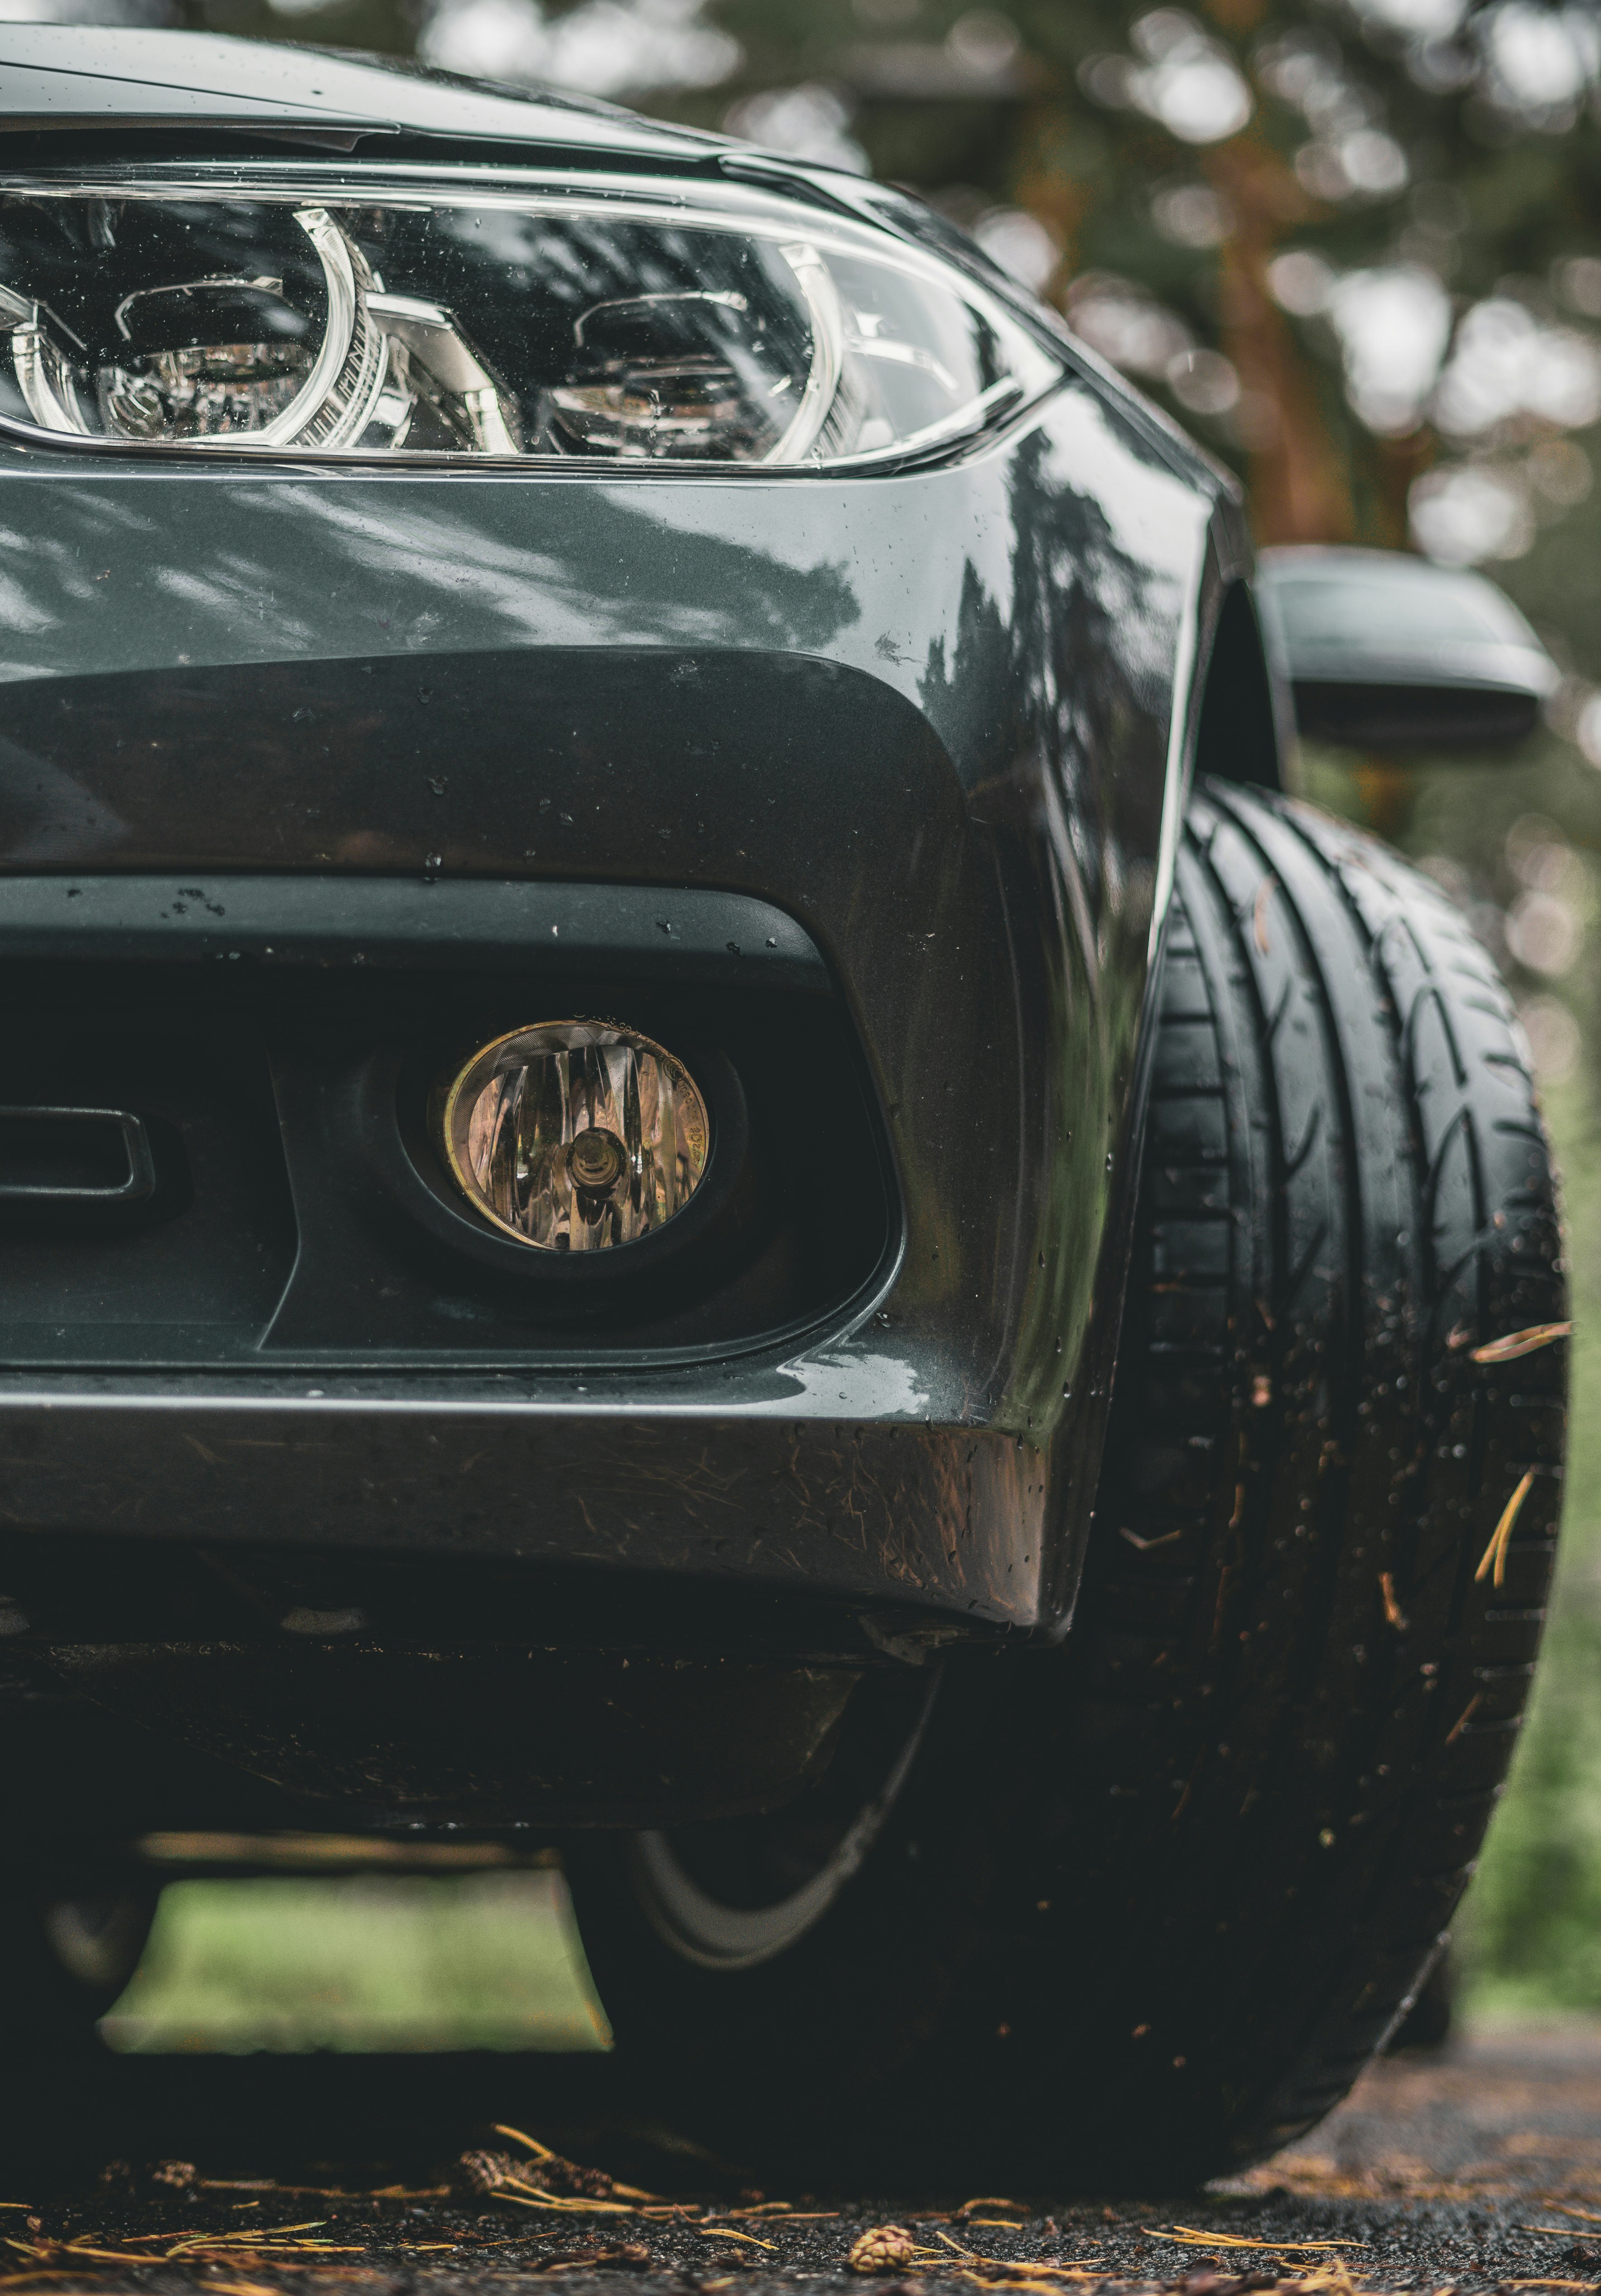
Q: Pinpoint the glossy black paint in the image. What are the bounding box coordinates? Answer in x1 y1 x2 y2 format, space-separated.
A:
0 26 725 160
0 1375 1061 1628
0 68 1259 1650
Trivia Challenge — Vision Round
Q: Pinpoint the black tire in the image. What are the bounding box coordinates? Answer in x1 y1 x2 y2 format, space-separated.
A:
568 781 1567 2186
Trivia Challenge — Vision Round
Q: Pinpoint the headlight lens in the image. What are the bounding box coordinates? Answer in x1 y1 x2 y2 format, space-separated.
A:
439 1020 710 1253
0 179 1059 467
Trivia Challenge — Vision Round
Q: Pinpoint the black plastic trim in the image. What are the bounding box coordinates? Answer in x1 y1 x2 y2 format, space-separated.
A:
1290 677 1541 752
1194 580 1283 792
0 1106 154 1203
0 876 829 990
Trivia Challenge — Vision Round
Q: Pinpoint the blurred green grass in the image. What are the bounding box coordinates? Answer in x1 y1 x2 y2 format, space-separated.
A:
102 1869 611 2054
1458 1060 1601 2015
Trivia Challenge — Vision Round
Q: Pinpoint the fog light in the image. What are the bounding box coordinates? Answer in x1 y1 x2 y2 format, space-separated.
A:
438 1020 710 1252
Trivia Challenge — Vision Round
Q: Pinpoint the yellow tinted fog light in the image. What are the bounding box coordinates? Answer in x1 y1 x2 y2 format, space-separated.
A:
439 1020 710 1252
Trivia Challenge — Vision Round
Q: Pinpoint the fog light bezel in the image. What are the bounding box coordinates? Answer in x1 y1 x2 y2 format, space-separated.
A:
354 1024 750 1292
437 1017 713 1257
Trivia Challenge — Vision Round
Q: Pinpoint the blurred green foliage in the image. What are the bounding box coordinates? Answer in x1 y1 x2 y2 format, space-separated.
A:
1460 1063 1601 2013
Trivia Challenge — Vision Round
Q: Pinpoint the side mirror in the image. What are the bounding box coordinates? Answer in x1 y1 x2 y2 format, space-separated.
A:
1254 545 1559 754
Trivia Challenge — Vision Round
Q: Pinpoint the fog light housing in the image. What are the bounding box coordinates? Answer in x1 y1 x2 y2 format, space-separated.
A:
438 1020 710 1253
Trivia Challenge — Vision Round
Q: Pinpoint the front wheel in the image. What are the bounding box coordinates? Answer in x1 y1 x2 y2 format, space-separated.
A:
569 782 1567 2187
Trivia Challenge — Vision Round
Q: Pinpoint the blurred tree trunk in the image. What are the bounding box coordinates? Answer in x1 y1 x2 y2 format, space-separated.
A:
1206 138 1352 545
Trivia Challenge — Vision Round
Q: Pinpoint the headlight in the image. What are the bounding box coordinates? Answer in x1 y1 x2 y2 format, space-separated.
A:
0 176 1060 468
439 1020 710 1252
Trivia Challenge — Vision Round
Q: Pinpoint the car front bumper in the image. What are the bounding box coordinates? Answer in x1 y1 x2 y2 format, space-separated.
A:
0 374 1241 1637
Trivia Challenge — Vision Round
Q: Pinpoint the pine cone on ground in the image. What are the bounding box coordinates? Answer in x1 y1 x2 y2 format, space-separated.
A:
535 2157 620 2198
457 2148 521 2194
460 2140 653 2206
848 2226 918 2274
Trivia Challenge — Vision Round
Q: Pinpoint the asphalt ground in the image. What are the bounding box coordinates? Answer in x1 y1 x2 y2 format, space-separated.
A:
6 2025 1601 2296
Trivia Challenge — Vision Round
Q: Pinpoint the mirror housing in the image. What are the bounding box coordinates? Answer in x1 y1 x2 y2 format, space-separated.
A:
1254 545 1560 753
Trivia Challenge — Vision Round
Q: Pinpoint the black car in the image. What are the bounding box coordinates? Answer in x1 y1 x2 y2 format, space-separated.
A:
0 25 1569 2183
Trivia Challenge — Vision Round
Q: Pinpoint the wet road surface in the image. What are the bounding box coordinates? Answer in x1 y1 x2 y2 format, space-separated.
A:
7 2025 1601 2296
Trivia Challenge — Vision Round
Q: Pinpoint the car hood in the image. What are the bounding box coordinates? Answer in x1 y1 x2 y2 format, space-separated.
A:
0 24 726 161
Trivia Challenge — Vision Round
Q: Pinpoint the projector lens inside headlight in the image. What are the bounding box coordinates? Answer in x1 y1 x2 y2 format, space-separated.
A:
0 182 1059 467
439 1021 710 1253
